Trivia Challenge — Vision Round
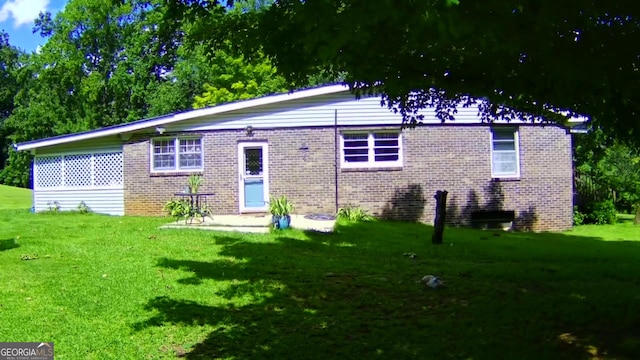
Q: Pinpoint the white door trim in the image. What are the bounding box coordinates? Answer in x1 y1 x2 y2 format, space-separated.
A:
238 142 269 213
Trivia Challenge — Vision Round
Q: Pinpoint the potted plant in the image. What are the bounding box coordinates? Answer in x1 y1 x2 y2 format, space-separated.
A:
188 174 203 194
269 195 294 229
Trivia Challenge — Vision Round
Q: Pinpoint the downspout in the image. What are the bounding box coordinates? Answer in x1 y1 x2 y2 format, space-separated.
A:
334 109 339 214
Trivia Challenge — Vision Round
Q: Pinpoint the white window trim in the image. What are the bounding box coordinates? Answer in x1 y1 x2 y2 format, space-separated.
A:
490 127 520 178
150 136 204 173
340 131 403 169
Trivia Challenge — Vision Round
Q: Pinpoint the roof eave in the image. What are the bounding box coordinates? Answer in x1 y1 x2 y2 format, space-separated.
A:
15 84 350 151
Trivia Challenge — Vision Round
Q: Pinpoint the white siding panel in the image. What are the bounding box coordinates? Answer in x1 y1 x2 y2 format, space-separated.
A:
34 189 124 215
173 94 523 132
177 95 401 131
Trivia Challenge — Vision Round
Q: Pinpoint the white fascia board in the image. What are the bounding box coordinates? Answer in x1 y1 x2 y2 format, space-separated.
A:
16 85 350 151
16 116 174 151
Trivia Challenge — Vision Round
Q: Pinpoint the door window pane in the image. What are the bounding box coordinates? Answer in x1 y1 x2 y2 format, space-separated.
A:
245 148 263 175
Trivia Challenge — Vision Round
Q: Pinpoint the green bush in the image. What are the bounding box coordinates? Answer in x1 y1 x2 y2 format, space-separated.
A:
337 205 374 222
573 206 586 226
586 199 617 225
163 199 193 222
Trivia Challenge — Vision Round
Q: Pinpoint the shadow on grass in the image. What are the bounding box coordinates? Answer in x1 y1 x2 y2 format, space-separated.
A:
0 238 19 251
135 221 640 359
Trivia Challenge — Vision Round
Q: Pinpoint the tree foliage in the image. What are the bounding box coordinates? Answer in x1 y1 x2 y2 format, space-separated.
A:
597 143 640 224
170 0 640 143
193 44 287 108
0 31 21 177
574 127 640 224
0 0 296 187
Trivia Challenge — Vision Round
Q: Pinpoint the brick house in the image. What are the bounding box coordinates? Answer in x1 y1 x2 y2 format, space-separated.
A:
15 85 577 231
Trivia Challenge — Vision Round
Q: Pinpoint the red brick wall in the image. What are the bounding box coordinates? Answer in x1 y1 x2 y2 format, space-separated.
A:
123 124 573 231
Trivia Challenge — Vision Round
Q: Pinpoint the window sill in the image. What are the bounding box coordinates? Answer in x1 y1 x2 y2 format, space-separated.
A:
150 171 203 177
341 167 403 173
491 176 520 182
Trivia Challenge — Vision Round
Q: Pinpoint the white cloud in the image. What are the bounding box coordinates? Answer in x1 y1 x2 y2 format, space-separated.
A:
0 0 50 28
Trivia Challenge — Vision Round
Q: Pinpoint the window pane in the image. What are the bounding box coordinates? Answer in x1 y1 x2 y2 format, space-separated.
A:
179 153 202 168
374 133 399 147
343 134 368 140
154 154 175 169
374 147 399 162
154 140 174 154
373 133 399 163
493 151 516 163
245 148 263 175
344 148 369 156
153 140 176 170
493 141 515 151
491 128 517 176
375 154 399 162
375 147 399 155
342 132 402 166
344 155 369 163
179 139 201 153
344 140 368 148
176 138 202 170
492 129 516 140
493 151 517 174
493 161 517 174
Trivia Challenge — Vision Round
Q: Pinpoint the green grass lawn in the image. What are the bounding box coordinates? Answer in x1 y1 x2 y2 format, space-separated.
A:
0 184 32 210
1 210 640 359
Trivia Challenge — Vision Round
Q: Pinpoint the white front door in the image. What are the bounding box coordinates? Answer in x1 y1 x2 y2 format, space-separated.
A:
238 142 269 212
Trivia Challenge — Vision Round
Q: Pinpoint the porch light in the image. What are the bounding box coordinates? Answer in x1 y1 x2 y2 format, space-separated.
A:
245 126 254 136
299 144 309 161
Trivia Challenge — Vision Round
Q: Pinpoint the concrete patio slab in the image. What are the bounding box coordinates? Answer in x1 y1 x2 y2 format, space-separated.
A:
160 213 335 233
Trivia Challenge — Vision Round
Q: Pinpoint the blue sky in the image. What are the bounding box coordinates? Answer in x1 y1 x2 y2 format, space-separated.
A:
0 0 68 52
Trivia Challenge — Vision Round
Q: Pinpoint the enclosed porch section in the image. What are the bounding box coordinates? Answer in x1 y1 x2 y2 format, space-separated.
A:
32 146 125 215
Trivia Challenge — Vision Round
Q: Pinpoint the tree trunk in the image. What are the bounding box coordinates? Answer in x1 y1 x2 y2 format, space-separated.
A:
432 190 448 244
634 205 640 225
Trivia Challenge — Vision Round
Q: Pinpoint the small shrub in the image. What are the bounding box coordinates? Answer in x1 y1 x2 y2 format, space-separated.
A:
77 201 93 214
163 199 193 222
586 199 617 225
46 201 60 212
337 205 374 222
573 206 586 226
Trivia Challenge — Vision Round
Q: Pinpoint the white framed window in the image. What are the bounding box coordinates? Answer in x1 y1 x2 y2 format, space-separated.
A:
151 137 203 172
340 131 403 168
491 127 520 178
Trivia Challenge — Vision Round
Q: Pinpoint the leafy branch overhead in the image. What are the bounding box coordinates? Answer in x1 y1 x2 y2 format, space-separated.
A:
172 0 640 142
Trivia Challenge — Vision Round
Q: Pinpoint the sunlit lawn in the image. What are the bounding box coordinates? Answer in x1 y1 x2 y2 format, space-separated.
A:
1 206 640 359
0 184 32 210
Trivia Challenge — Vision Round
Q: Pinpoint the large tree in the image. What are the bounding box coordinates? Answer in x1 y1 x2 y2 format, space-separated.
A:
0 0 304 187
0 33 23 186
169 0 640 142
1 0 189 186
193 44 288 108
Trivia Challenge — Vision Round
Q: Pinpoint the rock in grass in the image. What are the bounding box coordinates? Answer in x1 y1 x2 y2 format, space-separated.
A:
421 275 445 288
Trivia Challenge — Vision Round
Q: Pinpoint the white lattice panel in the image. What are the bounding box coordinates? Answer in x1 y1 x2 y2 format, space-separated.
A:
35 151 124 190
35 156 63 188
94 152 123 187
64 154 92 187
